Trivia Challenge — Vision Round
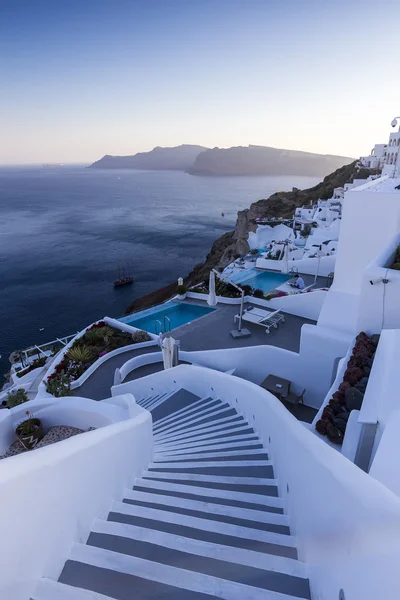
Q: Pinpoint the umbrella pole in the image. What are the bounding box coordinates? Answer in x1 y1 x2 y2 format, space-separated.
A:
238 290 244 332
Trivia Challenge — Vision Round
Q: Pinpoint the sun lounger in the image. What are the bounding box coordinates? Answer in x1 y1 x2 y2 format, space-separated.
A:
234 307 285 334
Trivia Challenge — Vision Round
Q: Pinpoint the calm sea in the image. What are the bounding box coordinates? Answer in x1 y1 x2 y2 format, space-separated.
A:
0 166 319 379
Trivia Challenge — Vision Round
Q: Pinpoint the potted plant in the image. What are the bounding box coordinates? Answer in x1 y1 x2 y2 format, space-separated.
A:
176 284 187 300
15 410 44 450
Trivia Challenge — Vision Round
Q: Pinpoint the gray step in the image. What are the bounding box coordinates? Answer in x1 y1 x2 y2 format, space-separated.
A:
93 518 303 575
60 543 305 598
154 415 249 443
155 433 261 451
150 389 201 422
123 489 289 533
154 449 269 461
147 462 274 479
133 480 284 514
153 398 220 429
153 405 237 436
153 398 225 428
155 439 263 455
108 501 296 557
140 471 279 495
85 521 310 597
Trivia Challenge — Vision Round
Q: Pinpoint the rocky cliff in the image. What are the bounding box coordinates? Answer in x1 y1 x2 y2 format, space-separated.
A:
125 160 359 314
186 160 359 283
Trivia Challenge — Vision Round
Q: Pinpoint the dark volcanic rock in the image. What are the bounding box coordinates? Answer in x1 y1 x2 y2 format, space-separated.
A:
326 422 344 444
333 417 348 433
345 387 364 411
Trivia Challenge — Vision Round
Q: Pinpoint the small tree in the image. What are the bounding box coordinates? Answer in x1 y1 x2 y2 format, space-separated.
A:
7 388 29 408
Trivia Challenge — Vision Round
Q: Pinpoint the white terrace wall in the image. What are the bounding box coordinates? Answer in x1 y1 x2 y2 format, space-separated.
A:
0 404 152 600
357 232 400 334
318 181 400 336
256 290 327 321
332 181 400 296
115 322 351 410
186 290 327 321
256 254 335 277
113 365 400 600
358 329 400 468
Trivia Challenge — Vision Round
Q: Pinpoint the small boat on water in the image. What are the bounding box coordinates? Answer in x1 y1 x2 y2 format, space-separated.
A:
113 263 134 287
114 276 134 287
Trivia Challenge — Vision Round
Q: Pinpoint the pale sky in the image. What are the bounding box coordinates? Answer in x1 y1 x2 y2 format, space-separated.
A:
0 0 399 164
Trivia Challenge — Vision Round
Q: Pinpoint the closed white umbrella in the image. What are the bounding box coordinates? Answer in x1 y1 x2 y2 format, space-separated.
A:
207 271 217 306
178 277 183 286
162 336 175 370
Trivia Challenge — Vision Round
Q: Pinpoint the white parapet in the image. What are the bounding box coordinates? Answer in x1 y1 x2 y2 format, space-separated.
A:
0 398 152 600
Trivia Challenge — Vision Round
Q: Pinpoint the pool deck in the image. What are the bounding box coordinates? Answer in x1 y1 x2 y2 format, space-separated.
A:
169 299 315 353
75 297 316 415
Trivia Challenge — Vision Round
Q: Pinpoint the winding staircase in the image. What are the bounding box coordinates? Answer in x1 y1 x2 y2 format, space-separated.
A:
32 389 311 600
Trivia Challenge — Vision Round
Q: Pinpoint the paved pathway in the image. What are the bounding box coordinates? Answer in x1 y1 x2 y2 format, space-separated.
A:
74 345 158 400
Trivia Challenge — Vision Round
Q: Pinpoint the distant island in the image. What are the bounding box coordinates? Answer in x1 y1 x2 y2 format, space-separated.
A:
89 144 353 178
89 145 206 171
188 145 354 177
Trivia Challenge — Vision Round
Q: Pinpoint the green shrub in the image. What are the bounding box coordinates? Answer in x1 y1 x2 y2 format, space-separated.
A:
176 284 187 295
131 330 152 343
83 328 107 343
253 288 264 298
67 346 93 363
241 284 252 295
7 388 29 408
46 373 74 397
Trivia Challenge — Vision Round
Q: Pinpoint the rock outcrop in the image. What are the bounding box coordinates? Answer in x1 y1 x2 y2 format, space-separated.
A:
126 160 360 314
185 160 358 283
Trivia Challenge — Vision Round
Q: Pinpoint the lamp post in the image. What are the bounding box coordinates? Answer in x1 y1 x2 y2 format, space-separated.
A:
212 269 251 339
390 117 400 177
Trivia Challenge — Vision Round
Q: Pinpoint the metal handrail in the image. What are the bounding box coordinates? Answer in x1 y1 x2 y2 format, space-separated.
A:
154 320 162 335
164 316 171 332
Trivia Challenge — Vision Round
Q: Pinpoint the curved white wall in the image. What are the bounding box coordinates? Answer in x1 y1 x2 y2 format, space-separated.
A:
0 405 152 600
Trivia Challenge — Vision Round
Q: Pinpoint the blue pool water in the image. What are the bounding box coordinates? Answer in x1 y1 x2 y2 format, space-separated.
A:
121 302 215 334
239 271 290 293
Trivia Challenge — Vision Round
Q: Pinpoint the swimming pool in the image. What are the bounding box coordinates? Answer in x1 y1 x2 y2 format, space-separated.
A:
120 302 215 334
239 270 290 294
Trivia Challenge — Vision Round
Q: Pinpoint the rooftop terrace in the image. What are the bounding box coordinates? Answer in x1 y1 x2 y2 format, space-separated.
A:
171 299 315 353
75 298 317 423
352 176 400 193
